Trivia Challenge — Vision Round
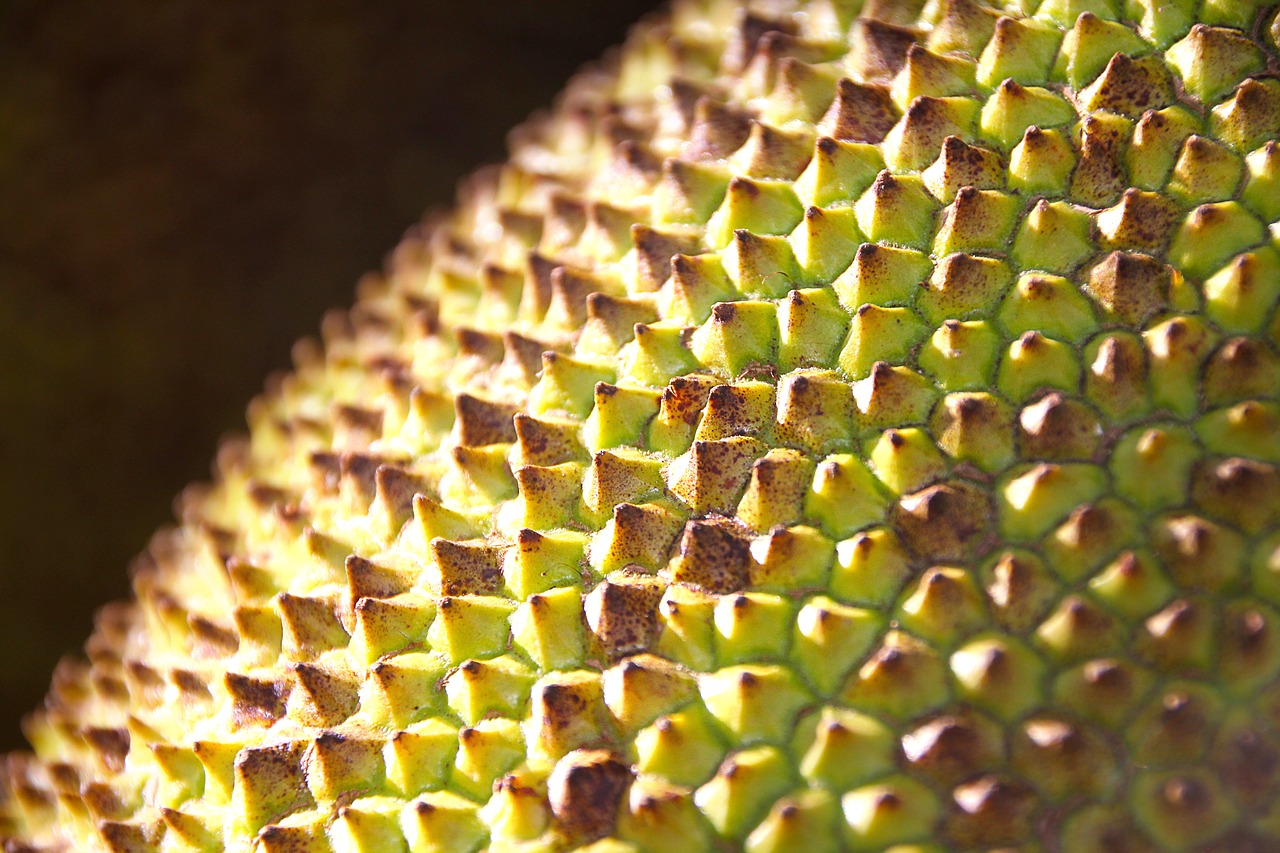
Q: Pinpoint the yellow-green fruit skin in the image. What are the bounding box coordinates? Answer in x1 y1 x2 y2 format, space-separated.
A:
6 1 1280 851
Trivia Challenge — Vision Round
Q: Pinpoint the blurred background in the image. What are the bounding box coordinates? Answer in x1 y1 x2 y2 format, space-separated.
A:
0 0 664 750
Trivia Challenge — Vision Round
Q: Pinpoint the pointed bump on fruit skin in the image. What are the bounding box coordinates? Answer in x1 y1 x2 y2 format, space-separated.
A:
546 750 633 844
1084 332 1150 420
833 242 931 312
930 392 1016 474
1008 125 1075 196
838 303 928 380
1095 189 1180 256
1131 769 1239 850
892 479 993 563
1078 53 1174 119
1082 251 1172 326
1213 77 1280 154
1071 112 1132 207
897 566 989 648
917 253 1011 327
851 361 937 432
882 94 983 172
818 79 900 145
795 137 886 209
899 712 1004 787
919 319 1001 392
840 774 941 850
891 43 976 111
1169 202 1267 283
933 186 1020 256
976 16 1063 90
842 630 950 721
847 18 919 84
927 0 1000 56
996 331 1081 402
1053 12 1149 89
981 550 1058 634
1051 657 1153 731
980 80 1075 151
694 745 795 841
584 573 666 662
922 137 1004 204
997 272 1099 343
1166 24 1265 105
1204 337 1280 406
1011 198 1093 274
854 171 939 251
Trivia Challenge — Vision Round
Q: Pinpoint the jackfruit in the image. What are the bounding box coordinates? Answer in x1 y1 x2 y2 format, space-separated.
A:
5 0 1280 850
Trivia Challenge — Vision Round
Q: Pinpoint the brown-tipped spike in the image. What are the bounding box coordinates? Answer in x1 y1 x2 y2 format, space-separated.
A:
455 394 520 448
819 78 899 142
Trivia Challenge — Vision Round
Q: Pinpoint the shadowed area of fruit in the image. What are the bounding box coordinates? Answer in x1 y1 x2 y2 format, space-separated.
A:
0 0 661 753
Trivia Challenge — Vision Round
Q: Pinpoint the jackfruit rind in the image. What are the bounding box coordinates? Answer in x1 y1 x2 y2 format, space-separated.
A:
5 0 1280 851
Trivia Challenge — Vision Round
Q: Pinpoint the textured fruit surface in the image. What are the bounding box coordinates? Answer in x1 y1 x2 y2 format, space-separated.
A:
6 0 1280 850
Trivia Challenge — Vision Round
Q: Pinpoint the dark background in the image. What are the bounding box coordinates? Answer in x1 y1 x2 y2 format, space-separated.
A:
0 0 664 751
